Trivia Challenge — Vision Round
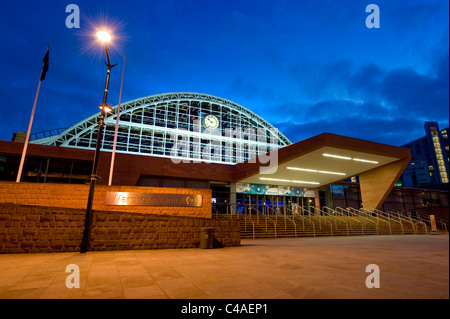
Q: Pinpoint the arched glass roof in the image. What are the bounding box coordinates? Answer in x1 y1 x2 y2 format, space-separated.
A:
32 92 291 164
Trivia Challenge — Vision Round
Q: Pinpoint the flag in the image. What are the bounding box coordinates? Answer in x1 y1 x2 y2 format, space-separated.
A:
40 47 49 81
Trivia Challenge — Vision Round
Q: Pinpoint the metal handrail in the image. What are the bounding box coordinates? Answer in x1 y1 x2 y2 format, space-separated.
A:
344 207 380 235
247 205 277 238
332 206 364 236
371 208 408 235
415 210 449 224
380 209 404 234
322 206 350 236
387 209 423 234
408 211 433 233
330 206 365 228
360 208 392 235
300 207 333 236
414 211 435 233
335 207 378 235
413 210 445 233
396 209 419 234
285 206 316 237
236 207 255 239
391 208 429 234
267 205 297 237
212 205 226 219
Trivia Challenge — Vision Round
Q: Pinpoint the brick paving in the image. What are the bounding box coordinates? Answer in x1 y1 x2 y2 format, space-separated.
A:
0 235 448 299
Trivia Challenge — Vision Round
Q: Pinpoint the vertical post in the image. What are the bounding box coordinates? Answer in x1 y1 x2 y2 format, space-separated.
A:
430 215 438 234
108 54 126 186
314 188 321 215
16 46 48 183
80 42 116 253
43 158 50 183
16 80 42 183
80 107 106 253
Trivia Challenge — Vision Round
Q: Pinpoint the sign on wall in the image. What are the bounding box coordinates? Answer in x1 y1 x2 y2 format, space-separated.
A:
105 192 203 207
236 183 309 197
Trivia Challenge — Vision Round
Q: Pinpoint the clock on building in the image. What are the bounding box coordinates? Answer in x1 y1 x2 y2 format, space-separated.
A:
203 114 220 130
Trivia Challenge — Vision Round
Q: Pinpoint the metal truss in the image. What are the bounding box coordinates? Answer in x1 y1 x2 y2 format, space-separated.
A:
32 92 291 164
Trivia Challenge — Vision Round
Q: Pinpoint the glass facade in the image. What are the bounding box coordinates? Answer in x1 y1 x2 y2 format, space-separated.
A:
0 155 91 184
330 183 448 211
401 122 449 189
31 92 291 165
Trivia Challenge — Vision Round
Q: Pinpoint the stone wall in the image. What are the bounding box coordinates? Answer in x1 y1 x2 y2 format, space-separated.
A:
0 182 212 218
0 204 240 253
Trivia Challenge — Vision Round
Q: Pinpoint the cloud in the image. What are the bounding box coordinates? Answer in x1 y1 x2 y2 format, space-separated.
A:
277 46 449 146
275 115 426 146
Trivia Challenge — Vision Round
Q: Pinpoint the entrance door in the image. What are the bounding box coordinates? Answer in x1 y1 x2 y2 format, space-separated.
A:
210 183 230 215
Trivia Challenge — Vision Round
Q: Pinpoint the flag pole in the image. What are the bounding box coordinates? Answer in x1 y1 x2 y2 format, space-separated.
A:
16 45 49 183
108 53 126 186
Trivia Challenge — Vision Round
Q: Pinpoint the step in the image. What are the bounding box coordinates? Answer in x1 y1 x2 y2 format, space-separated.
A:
223 213 433 238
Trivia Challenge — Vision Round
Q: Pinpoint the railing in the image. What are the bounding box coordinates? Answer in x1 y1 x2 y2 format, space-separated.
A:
300 206 333 236
235 206 255 240
247 204 277 238
321 206 350 236
213 203 441 239
396 209 420 234
413 210 445 233
378 208 404 234
212 205 226 219
347 207 382 235
387 209 423 234
285 206 316 237
266 205 297 237
30 128 67 140
335 206 378 235
359 208 392 235
371 208 410 235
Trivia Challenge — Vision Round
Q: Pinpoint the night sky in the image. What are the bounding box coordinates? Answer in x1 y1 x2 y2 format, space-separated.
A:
0 0 448 146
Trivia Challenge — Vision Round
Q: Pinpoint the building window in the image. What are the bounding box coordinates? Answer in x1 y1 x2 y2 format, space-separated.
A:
431 127 448 183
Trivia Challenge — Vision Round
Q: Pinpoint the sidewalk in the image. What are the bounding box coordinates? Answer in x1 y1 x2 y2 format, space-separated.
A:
0 235 448 299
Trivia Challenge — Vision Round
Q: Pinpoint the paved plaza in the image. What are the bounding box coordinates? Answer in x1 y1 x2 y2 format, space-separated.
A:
0 235 448 299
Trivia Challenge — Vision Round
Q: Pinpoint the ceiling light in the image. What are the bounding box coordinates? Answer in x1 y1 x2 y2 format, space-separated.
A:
318 170 346 175
353 158 379 164
287 167 317 172
322 153 351 160
292 180 320 185
259 177 320 185
287 167 346 175
259 177 291 183
323 153 379 164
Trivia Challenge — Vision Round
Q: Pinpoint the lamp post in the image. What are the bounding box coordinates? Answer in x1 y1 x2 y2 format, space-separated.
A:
80 30 116 253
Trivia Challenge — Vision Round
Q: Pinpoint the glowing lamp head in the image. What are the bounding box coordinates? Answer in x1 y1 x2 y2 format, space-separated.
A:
96 30 112 42
99 104 113 113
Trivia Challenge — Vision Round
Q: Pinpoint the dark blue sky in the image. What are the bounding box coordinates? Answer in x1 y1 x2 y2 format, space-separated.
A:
0 0 448 146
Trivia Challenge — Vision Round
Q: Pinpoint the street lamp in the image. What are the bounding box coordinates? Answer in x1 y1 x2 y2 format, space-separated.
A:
80 30 117 253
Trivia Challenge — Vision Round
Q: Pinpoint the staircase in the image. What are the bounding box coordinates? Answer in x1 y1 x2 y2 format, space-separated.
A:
213 205 436 239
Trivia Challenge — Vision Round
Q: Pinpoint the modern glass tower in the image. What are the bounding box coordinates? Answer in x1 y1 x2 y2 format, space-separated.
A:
401 121 449 189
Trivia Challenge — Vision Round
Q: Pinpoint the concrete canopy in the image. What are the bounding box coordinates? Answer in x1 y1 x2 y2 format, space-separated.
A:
1 132 411 211
234 133 412 210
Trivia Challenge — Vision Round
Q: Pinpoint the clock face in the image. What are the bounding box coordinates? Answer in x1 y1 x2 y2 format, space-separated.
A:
203 114 220 130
